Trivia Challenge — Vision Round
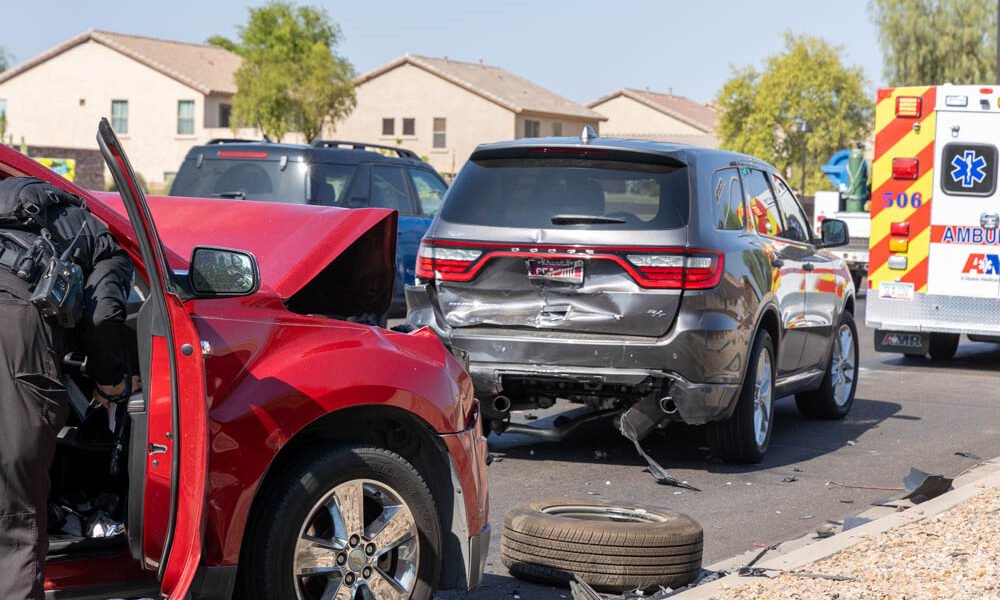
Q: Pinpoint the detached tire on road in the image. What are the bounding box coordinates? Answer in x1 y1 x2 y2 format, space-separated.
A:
501 499 703 592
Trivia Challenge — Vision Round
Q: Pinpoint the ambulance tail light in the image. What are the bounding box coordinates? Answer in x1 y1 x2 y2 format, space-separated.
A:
890 222 910 236
895 96 922 118
892 157 919 180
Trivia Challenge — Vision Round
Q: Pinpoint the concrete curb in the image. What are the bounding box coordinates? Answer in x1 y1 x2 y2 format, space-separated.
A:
670 457 1000 599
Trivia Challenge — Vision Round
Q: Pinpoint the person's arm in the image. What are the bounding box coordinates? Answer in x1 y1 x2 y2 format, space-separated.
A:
80 214 133 388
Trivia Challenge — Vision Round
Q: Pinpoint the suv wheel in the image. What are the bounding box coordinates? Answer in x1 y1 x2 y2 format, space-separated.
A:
237 445 442 600
795 311 858 419
707 330 775 463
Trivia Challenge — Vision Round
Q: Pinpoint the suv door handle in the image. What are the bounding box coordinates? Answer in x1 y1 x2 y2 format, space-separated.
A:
803 263 815 272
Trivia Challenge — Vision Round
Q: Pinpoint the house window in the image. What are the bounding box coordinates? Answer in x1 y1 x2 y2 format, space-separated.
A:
433 118 446 148
219 103 231 128
382 118 395 136
163 171 177 187
552 122 563 136
402 118 415 136
177 100 195 135
524 119 540 138
111 100 129 134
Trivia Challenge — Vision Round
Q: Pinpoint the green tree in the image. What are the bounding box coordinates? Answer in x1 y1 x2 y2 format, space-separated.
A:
715 33 873 194
870 0 996 86
210 2 356 141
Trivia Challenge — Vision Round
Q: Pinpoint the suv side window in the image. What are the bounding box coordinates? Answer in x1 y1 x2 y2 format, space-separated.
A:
712 168 745 230
371 165 415 214
771 175 811 243
744 169 784 237
408 168 447 216
309 163 356 206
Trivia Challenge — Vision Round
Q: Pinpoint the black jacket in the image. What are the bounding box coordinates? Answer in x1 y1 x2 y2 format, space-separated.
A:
0 177 132 385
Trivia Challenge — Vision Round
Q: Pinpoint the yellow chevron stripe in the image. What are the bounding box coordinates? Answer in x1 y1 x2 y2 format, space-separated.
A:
869 225 932 292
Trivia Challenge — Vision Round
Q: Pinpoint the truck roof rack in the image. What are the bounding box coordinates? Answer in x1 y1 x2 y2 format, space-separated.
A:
310 140 419 159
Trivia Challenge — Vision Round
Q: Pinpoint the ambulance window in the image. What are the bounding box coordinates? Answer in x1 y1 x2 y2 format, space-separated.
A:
772 176 811 243
744 169 783 237
712 168 746 230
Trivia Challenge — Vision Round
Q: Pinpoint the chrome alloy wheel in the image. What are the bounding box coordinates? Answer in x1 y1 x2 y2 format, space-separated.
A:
752 348 774 447
293 479 419 600
830 323 856 408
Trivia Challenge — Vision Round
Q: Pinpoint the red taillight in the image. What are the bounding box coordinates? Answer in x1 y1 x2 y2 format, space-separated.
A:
416 240 483 279
417 240 724 290
892 157 919 180
625 251 724 289
895 96 922 118
218 150 269 159
891 221 910 236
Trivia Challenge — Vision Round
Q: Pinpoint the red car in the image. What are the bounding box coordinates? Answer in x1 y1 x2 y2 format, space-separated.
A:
1 121 489 600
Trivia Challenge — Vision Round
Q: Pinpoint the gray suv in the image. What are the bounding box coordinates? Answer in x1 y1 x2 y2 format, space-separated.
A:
407 134 858 462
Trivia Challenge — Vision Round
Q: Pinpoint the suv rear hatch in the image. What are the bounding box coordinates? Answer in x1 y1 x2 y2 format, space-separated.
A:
420 147 713 338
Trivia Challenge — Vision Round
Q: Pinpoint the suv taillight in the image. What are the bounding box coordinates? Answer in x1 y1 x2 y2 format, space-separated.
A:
625 251 724 289
416 241 483 280
418 239 724 290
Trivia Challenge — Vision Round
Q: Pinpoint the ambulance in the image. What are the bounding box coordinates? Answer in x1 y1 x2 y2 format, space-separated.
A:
867 85 1000 359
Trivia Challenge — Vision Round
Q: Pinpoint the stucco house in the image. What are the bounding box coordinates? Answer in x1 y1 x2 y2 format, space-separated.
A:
0 30 254 190
332 55 607 176
587 88 719 148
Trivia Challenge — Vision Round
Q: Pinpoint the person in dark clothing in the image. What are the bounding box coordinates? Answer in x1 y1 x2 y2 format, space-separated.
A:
0 177 132 600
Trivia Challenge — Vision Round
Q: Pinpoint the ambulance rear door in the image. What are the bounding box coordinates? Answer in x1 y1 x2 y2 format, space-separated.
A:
928 86 1000 300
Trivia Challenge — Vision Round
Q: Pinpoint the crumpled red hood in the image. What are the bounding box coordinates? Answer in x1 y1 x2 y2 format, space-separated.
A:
90 191 397 300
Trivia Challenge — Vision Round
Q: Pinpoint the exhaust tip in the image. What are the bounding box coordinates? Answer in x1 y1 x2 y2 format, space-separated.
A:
493 395 512 414
659 397 678 415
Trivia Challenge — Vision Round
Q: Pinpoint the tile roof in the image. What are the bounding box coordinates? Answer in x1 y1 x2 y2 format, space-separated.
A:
588 88 718 132
356 55 606 121
0 30 242 95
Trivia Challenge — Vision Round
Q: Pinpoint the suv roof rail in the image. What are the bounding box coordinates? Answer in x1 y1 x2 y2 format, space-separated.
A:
206 138 260 144
310 140 419 159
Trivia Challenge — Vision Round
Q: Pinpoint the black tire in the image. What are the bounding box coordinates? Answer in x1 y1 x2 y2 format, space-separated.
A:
501 498 703 592
236 445 443 600
929 333 960 360
795 311 859 419
706 330 775 463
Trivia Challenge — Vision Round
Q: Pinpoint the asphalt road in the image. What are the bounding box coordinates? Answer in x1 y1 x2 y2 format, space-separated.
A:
451 296 1000 600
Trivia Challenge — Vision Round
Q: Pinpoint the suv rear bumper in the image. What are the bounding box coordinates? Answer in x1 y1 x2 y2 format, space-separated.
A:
408 284 744 425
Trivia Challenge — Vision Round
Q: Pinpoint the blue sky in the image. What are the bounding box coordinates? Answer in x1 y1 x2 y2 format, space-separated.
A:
4 0 884 103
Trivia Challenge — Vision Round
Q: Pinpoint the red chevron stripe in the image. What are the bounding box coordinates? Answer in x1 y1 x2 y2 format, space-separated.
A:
869 200 932 272
873 88 937 161
871 141 937 220
900 255 929 289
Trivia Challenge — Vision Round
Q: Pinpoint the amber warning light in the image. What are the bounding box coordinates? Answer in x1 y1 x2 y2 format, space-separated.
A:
895 96 922 118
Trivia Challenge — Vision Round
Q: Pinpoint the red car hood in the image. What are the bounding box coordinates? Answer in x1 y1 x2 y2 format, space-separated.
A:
90 191 397 300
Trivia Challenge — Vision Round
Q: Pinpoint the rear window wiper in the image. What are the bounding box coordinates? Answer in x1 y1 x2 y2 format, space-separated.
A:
210 190 247 199
550 214 627 225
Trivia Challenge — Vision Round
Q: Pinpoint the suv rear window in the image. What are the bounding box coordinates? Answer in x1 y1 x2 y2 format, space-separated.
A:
170 158 308 203
440 158 689 229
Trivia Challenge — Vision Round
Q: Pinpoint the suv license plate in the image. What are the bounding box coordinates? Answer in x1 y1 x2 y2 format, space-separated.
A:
526 259 584 284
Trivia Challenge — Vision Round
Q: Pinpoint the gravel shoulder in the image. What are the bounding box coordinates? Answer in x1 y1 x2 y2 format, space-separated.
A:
675 458 1000 599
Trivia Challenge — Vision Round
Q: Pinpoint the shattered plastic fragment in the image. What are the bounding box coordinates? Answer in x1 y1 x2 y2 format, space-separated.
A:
902 468 953 502
955 451 982 460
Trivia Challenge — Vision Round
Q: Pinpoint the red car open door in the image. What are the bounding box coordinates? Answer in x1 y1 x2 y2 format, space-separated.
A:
97 118 209 599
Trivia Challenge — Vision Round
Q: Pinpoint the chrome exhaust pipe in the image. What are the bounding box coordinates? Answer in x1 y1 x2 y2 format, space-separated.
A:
493 395 512 414
659 397 678 415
